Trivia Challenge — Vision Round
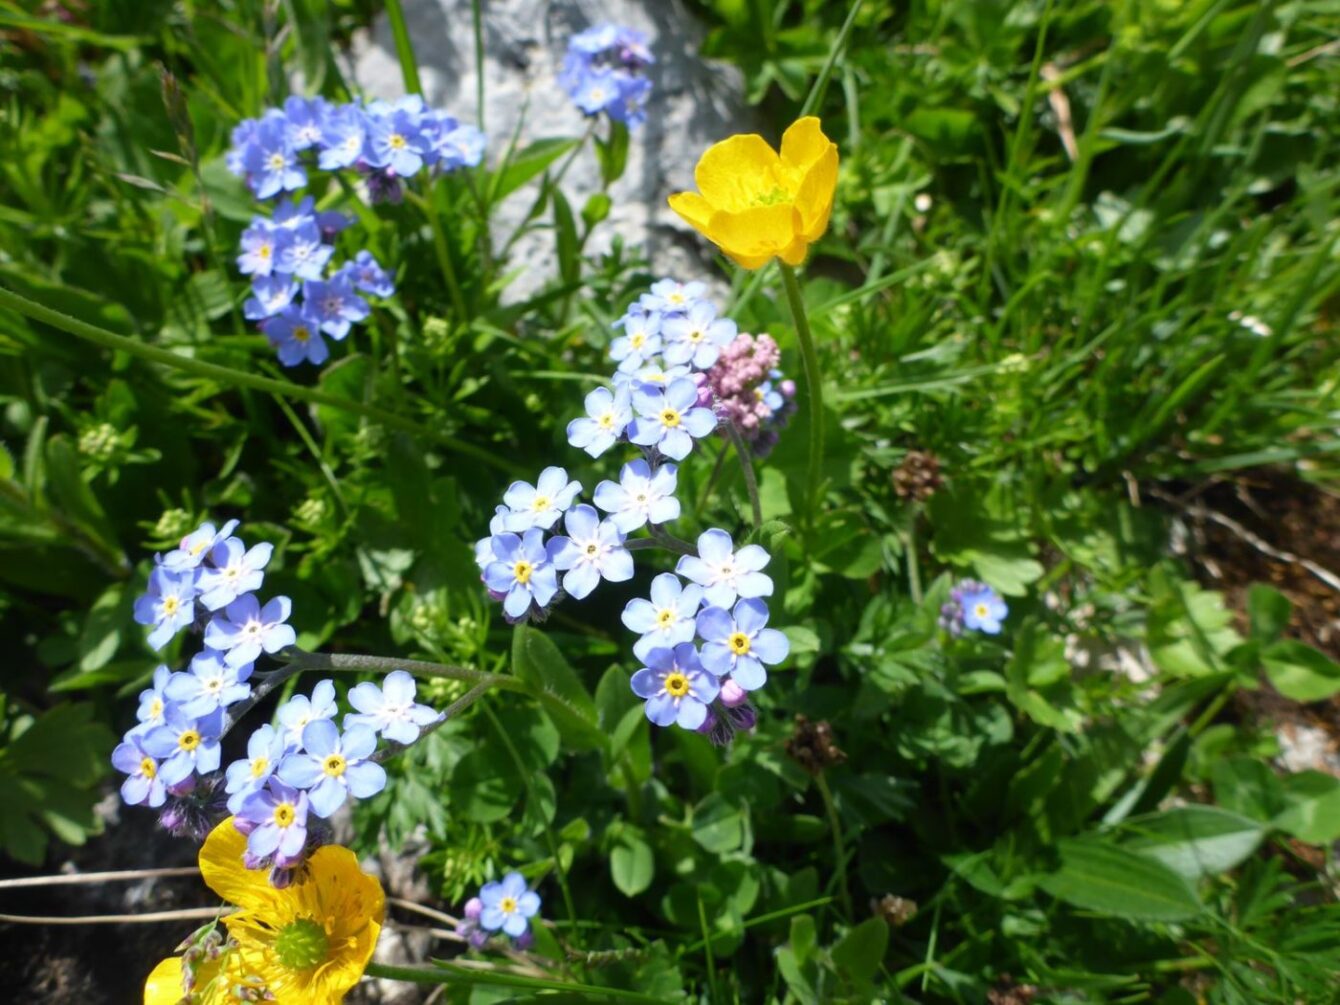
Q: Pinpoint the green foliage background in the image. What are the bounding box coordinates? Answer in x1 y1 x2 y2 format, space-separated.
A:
1 0 1339 1001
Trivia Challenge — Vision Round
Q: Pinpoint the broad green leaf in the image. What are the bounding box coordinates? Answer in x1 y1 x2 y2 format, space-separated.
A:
1273 771 1340 845
489 138 579 203
1262 640 1340 703
610 826 654 897
511 625 603 752
830 916 889 983
1247 584 1291 641
691 793 744 854
1121 806 1264 879
1039 839 1203 921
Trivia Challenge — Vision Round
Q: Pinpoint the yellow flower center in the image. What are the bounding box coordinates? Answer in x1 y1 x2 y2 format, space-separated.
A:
585 543 599 556
161 595 180 616
148 698 164 720
388 133 407 150
268 152 287 171
257 244 272 260
663 672 690 697
630 333 645 349
667 292 686 305
293 325 311 343
499 896 518 914
205 677 223 692
688 328 704 343
656 609 675 628
140 757 157 779
250 756 270 779
178 729 201 752
660 408 682 428
974 603 989 618
531 495 551 512
273 917 330 970
322 754 347 778
273 801 296 827
598 413 615 429
728 632 751 656
513 560 533 585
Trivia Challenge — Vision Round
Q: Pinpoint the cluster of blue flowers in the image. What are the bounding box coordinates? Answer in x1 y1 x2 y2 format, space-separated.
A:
939 580 1009 636
560 23 654 128
228 95 483 367
115 519 441 882
475 279 792 742
459 872 543 950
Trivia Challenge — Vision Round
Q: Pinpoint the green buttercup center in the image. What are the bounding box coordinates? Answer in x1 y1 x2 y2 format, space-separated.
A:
274 917 329 970
752 185 791 208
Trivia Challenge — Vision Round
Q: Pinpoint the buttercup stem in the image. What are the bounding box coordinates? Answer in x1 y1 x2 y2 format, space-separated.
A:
778 263 824 523
814 771 853 918
724 419 763 531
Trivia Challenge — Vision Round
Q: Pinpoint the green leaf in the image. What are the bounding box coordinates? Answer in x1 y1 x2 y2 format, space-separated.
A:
1004 620 1082 733
1247 584 1291 641
581 193 611 231
1121 806 1264 880
0 441 13 480
1273 771 1340 845
1039 838 1203 921
691 793 744 854
594 121 630 187
552 188 579 285
489 138 579 202
830 917 889 983
1262 640 1340 703
449 746 522 823
610 826 655 897
511 625 603 751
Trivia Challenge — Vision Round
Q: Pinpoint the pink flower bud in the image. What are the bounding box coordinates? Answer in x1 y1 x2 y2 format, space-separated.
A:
720 679 748 708
464 897 483 921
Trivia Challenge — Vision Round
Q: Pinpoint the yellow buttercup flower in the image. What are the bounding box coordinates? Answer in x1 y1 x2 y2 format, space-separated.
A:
143 819 385 1004
668 116 839 270
200 819 385 1004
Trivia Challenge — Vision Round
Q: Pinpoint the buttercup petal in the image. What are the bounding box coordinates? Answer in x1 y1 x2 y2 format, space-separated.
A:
693 134 783 212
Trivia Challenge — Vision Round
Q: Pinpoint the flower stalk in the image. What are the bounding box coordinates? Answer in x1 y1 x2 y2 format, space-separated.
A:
779 263 824 523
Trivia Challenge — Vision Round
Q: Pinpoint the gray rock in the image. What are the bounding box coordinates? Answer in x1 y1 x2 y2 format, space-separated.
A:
343 0 754 301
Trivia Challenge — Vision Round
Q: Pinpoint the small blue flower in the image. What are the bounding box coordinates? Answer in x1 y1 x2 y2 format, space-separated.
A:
483 529 563 619
622 573 704 662
697 598 789 691
277 719 386 818
661 300 737 370
366 106 430 177
548 504 633 600
344 670 442 745
566 385 632 458
338 250 396 298
261 305 329 367
641 279 706 315
318 104 368 170
675 528 773 609
162 519 240 573
572 68 622 116
242 115 305 199
225 722 290 814
607 75 652 129
303 276 370 340
226 116 260 177
960 583 1009 635
275 220 334 281
276 679 338 748
132 665 174 735
271 195 317 228
478 872 541 938
237 220 287 277
610 310 662 372
282 95 330 150
501 466 582 532
612 361 693 392
243 274 298 320
235 780 309 866
165 647 252 718
630 643 719 730
474 505 512 570
204 593 296 668
628 378 717 460
593 458 680 532
112 731 168 808
133 566 200 651
197 536 273 611
436 123 486 169
141 705 223 787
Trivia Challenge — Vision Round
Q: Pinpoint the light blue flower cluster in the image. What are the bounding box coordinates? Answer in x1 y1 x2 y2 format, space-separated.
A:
939 580 1009 636
229 671 440 874
229 95 483 367
560 24 654 129
459 872 542 950
476 279 793 744
117 520 292 813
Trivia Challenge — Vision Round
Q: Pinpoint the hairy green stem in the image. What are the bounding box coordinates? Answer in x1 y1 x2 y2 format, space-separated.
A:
372 677 494 764
407 187 470 324
362 961 667 1002
814 771 853 918
649 525 697 557
0 286 515 473
724 419 763 530
778 263 825 522
284 649 528 691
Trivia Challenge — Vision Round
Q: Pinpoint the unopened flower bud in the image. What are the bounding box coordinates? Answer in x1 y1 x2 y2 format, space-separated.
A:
464 897 483 921
719 679 748 708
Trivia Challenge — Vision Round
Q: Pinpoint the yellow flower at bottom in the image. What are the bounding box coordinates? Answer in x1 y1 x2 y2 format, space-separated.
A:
668 116 839 270
144 819 385 1005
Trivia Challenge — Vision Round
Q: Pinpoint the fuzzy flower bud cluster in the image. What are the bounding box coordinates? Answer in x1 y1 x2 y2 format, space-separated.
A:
702 332 797 457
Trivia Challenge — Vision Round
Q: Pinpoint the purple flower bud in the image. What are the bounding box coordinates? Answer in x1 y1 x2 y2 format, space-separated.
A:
464 896 483 921
167 776 197 798
269 865 296 889
780 379 796 398
514 928 534 950
468 927 489 949
726 701 757 732
695 708 718 735
719 679 748 708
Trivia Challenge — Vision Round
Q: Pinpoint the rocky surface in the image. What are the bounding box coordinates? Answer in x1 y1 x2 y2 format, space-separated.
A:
341 0 755 300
